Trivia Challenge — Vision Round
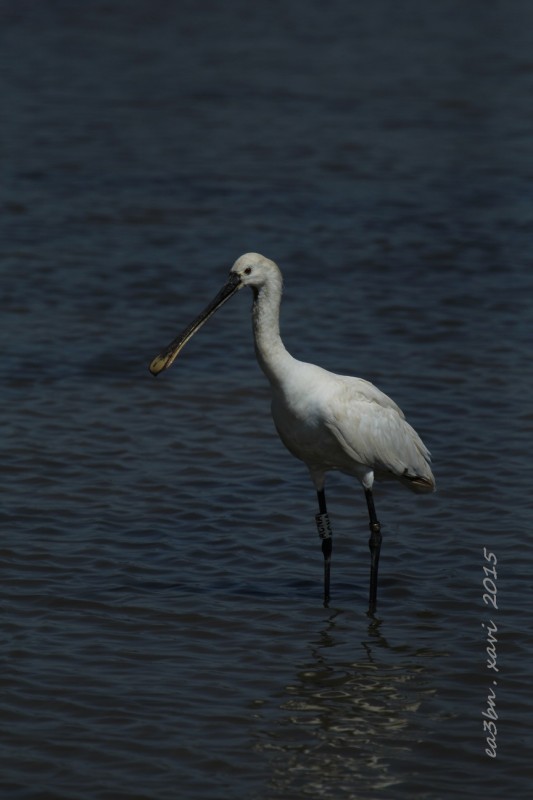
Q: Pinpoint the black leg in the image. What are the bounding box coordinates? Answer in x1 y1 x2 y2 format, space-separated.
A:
315 488 332 607
365 488 382 615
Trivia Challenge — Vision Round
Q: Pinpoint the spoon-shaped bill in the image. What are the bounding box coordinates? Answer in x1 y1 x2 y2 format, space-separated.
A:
149 271 242 375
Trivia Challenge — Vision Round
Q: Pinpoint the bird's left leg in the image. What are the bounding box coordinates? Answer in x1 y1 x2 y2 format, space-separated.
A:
364 486 382 615
315 488 333 607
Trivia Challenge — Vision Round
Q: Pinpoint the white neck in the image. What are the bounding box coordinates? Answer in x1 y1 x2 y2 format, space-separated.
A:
251 275 293 384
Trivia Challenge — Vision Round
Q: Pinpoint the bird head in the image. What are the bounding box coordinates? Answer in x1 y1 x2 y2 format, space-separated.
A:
230 252 282 291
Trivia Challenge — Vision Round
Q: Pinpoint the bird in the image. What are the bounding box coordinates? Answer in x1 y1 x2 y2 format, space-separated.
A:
149 252 435 614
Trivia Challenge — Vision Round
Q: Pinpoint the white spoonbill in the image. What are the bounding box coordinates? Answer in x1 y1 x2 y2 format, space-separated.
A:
149 253 435 613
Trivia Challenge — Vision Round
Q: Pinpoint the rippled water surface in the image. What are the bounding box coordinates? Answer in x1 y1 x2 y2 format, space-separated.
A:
2 2 532 798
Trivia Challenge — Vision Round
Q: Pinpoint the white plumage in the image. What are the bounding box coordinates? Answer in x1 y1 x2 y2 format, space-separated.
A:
150 252 435 613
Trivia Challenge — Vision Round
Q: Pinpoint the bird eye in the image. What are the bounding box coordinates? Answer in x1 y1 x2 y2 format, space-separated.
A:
244 267 252 275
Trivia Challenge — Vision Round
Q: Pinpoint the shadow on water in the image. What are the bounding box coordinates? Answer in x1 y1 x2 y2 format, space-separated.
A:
254 610 441 800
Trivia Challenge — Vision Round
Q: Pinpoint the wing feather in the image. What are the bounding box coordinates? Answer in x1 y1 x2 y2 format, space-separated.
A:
324 378 434 490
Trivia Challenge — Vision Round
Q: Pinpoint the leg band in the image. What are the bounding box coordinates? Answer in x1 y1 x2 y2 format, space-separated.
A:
315 512 332 541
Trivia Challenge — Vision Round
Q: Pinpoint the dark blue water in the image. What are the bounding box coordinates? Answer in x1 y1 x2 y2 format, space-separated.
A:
2 1 532 798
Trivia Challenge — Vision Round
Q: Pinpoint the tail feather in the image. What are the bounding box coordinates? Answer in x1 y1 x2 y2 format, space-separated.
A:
401 471 436 493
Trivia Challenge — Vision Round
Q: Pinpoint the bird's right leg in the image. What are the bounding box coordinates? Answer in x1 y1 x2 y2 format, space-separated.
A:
315 488 333 607
365 487 382 615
